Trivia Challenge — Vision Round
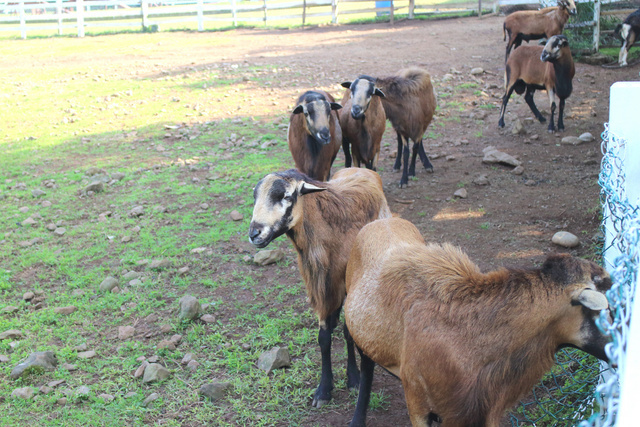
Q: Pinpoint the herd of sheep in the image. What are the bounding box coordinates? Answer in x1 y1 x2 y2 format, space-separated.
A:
245 2 629 426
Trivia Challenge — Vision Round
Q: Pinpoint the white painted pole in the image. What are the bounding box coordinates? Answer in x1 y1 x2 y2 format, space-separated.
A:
197 0 204 31
332 0 338 24
77 0 85 37
607 82 640 426
232 0 237 27
56 0 63 36
19 0 26 40
141 0 149 30
593 0 600 52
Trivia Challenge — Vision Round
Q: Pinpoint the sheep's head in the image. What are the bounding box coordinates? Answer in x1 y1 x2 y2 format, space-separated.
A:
559 0 577 15
540 35 570 63
291 91 342 145
341 76 385 120
249 170 326 248
541 254 612 362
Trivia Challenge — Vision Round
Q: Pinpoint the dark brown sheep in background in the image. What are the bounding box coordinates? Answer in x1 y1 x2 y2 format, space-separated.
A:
287 90 342 181
249 168 391 408
345 217 612 427
339 76 387 171
503 0 576 61
374 67 437 188
498 35 575 132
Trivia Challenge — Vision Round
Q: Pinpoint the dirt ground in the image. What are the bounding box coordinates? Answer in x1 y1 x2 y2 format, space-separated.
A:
192 16 638 426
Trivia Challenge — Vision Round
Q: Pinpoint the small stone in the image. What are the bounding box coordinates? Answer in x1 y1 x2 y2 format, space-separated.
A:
142 363 170 383
134 361 149 378
56 397 67 405
75 386 91 399
199 381 231 401
112 172 126 181
124 392 137 399
142 392 160 407
122 271 140 280
561 136 582 145
75 343 87 351
99 276 119 293
0 330 23 340
77 350 96 359
128 206 144 217
178 267 190 276
54 306 77 315
472 175 490 186
181 353 194 365
552 231 580 248
39 385 53 394
118 326 135 340
128 279 142 287
170 334 182 345
187 360 200 371
10 351 57 379
229 210 244 221
19 207 29 213
0 355 9 363
84 181 104 194
121 236 132 243
71 289 85 297
470 67 484 75
482 146 521 167
257 346 291 374
41 200 52 207
22 217 37 227
241 343 252 351
511 119 526 135
178 295 201 321
1 306 19 314
149 259 171 270
53 228 66 236
46 223 57 231
157 340 176 351
160 324 173 333
98 393 115 402
12 387 35 400
524 179 537 186
111 286 121 294
199 203 209 210
511 165 525 175
253 249 285 266
453 188 468 199
530 134 539 141
63 363 78 371
48 380 65 388
579 132 594 142
200 314 216 324
190 247 207 254
32 189 46 198
147 355 159 363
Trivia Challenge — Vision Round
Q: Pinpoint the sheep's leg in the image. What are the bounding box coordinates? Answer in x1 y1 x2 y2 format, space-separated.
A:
524 86 546 123
313 308 341 408
417 140 434 171
400 138 410 188
344 324 360 390
408 141 419 177
547 89 556 133
393 131 403 171
343 138 353 168
557 98 566 131
348 347 375 427
498 85 516 128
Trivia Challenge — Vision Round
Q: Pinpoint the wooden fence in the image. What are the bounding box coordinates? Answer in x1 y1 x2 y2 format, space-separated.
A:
0 0 497 38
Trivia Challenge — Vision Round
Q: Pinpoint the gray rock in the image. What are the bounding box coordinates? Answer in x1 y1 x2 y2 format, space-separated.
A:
470 67 484 75
77 350 96 359
10 351 58 379
12 387 35 400
201 314 216 323
552 231 580 248
23 292 35 301
118 326 135 340
150 259 171 270
0 355 9 363
178 267 190 276
178 295 201 321
482 146 521 167
111 172 126 181
199 381 231 401
472 175 490 186
98 393 115 402
32 189 46 198
56 397 67 405
257 346 291 374
511 119 526 135
22 217 37 227
1 306 19 314
142 363 170 383
230 210 244 221
157 340 176 351
579 132 594 142
86 167 106 176
99 276 119 293
142 392 160 407
54 306 77 315
122 271 140 280
63 363 77 371
561 136 582 146
453 188 468 199
84 181 104 194
0 330 23 340
254 249 285 266
170 334 182 345
511 165 525 175
39 385 53 394
75 386 91 399
187 360 200 371
48 379 65 388
133 361 149 378
128 206 144 217
181 353 194 365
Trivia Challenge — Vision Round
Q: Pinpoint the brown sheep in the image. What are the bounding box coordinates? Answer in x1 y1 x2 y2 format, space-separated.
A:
344 217 611 427
249 167 391 408
374 67 437 188
498 35 575 133
288 90 343 181
503 0 576 61
616 7 640 66
339 76 387 171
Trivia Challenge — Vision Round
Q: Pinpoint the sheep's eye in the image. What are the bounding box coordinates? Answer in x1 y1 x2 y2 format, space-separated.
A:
283 195 292 202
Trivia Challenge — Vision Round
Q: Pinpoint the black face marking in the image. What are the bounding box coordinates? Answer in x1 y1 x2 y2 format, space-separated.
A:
253 179 264 201
268 179 287 205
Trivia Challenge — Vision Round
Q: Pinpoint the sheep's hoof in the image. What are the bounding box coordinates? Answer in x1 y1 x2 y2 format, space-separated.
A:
312 395 331 408
538 116 547 123
312 387 332 408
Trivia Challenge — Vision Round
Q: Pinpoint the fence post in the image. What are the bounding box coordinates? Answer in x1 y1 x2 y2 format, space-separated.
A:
592 0 600 52
302 0 306 26
478 0 481 17
609 81 640 427
56 0 63 35
19 0 26 39
263 0 267 25
332 0 338 24
389 0 394 24
409 0 414 19
197 0 204 31
141 0 149 31
77 0 85 37
232 0 237 26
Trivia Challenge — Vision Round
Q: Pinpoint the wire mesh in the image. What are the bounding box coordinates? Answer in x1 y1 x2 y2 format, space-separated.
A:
507 125 637 426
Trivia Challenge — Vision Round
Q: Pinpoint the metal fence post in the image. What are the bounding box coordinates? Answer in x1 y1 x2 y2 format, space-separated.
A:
77 0 85 37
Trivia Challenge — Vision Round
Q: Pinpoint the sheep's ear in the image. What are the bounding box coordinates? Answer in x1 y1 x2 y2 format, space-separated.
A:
330 103 343 111
299 182 326 195
573 289 609 311
341 81 352 89
374 88 386 98
293 104 304 115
